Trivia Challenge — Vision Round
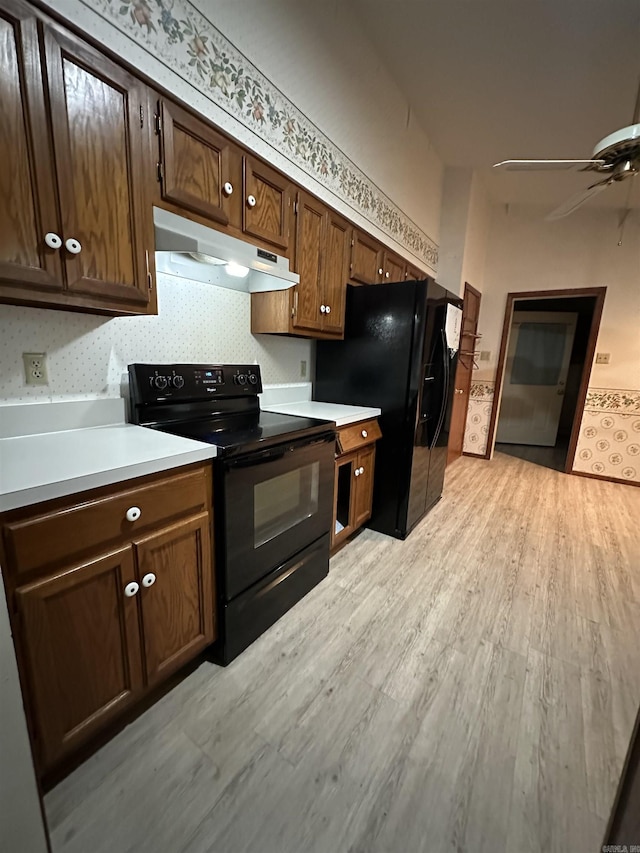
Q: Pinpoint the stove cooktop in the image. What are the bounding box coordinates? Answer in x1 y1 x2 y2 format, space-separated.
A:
160 410 335 457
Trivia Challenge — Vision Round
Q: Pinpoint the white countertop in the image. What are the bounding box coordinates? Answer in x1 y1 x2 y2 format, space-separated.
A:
0 401 217 512
261 400 381 427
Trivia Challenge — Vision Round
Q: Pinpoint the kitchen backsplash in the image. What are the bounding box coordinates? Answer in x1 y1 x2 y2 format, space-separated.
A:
0 273 311 402
463 380 640 484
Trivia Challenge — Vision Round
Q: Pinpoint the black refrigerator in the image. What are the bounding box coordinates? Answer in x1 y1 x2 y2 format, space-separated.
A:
315 278 462 540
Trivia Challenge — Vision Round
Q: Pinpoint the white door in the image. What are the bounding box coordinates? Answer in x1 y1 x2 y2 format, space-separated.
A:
496 311 577 446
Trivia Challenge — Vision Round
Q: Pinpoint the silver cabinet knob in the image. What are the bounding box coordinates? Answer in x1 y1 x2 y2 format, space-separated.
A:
223 181 233 196
125 506 141 522
124 581 139 598
325 305 331 314
65 237 82 254
359 466 364 475
44 232 62 250
361 429 368 438
246 194 256 208
141 572 156 588
320 304 326 314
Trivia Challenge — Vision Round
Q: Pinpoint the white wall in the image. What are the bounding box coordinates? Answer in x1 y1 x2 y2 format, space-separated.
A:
0 568 49 853
437 169 492 297
476 205 640 386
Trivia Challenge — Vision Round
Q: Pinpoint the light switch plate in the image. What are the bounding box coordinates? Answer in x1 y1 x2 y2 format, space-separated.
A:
595 352 610 364
479 350 490 361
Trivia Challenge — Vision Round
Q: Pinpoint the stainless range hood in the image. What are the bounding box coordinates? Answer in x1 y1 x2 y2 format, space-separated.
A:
153 207 298 292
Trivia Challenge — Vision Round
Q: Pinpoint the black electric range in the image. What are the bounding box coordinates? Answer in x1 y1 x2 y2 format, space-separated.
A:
128 363 336 663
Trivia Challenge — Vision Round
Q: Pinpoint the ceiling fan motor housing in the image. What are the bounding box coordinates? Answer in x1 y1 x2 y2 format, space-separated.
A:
592 123 640 171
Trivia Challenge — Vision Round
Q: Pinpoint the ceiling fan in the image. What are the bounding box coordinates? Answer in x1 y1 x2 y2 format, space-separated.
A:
493 77 640 220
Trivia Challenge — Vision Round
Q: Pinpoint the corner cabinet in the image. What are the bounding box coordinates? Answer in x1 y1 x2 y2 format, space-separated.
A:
0 463 215 775
332 419 382 549
0 0 156 315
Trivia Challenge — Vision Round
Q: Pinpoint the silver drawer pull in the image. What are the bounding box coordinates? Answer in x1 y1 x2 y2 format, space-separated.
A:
125 506 141 522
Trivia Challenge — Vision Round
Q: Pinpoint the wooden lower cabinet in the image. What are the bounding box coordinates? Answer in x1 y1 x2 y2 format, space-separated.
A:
1 463 215 775
332 421 380 549
135 513 213 688
16 546 144 770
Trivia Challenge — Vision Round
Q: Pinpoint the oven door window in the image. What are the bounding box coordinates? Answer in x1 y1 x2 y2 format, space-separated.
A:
254 462 319 548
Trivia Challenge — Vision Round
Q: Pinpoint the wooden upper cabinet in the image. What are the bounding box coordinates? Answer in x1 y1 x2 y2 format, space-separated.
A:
293 190 325 332
16 546 144 770
42 23 154 309
322 211 350 336
135 513 214 688
243 155 291 250
350 230 382 284
158 99 235 226
382 251 406 283
0 0 62 297
405 264 423 281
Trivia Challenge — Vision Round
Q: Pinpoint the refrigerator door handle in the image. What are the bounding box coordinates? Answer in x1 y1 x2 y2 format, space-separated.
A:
429 330 450 449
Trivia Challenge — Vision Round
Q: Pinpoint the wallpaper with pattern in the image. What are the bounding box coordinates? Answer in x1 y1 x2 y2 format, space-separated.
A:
463 381 494 456
78 0 438 270
572 388 640 483
463 381 640 484
0 274 310 402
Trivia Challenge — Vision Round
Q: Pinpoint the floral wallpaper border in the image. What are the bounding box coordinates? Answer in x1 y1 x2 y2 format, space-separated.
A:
583 387 640 414
81 0 439 270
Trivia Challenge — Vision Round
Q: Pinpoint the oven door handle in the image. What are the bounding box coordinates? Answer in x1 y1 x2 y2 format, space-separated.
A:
225 432 335 469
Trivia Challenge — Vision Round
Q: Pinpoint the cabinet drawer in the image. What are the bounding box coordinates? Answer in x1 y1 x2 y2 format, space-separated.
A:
3 466 210 579
337 419 381 454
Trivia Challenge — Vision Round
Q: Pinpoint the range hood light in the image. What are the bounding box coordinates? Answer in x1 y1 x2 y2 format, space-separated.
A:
225 262 250 278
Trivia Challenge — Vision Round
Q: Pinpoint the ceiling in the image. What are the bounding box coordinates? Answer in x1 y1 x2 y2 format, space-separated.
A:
349 0 640 211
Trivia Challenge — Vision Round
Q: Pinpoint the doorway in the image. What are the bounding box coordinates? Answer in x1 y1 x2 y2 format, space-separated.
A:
488 288 606 474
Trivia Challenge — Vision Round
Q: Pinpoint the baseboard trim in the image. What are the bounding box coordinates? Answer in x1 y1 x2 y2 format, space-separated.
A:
571 470 640 488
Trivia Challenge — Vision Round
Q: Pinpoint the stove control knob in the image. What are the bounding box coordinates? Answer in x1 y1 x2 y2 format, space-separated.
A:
154 375 168 390
172 375 185 389
236 373 247 385
248 373 258 385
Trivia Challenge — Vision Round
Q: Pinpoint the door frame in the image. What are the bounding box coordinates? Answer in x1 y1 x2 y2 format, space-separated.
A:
448 281 482 465
485 286 606 474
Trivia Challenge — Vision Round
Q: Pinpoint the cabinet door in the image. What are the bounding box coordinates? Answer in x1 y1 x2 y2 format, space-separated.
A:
293 190 324 332
158 99 233 225
16 546 144 770
383 251 406 283
0 0 62 297
135 513 214 688
405 264 423 281
353 445 376 528
350 230 382 284
43 23 154 310
322 211 350 336
243 155 291 250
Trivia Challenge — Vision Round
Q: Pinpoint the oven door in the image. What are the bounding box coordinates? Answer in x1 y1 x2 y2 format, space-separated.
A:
223 433 335 599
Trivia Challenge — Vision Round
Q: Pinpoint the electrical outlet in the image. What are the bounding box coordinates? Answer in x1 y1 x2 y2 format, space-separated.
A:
23 352 49 386
300 359 307 379
595 352 610 364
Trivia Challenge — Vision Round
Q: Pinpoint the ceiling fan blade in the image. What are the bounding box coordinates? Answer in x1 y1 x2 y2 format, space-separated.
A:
493 159 606 171
545 179 611 221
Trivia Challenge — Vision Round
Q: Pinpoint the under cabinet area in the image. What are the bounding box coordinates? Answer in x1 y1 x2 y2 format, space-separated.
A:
332 418 382 549
0 463 215 776
0 0 156 315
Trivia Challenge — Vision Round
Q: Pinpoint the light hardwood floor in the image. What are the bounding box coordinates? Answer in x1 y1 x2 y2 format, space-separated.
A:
44 453 640 853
